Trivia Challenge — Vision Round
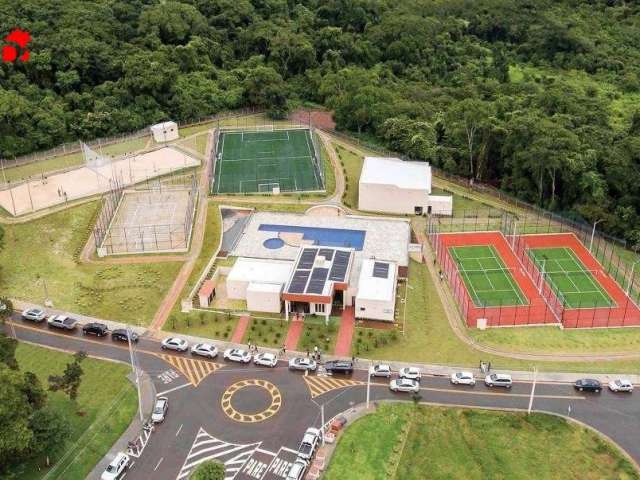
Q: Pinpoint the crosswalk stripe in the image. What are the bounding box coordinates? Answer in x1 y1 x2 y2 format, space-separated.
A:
303 376 365 398
155 354 221 387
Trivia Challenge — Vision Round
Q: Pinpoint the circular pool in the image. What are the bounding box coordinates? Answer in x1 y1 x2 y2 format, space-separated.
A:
263 237 284 249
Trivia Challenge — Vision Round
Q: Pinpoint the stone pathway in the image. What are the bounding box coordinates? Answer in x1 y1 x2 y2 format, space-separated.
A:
335 307 355 356
284 318 304 351
231 315 251 343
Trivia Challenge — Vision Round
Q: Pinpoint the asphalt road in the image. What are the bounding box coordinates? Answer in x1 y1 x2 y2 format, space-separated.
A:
5 316 640 479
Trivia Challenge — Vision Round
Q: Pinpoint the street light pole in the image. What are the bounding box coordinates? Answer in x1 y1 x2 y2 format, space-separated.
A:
589 219 603 252
366 361 371 409
528 367 538 415
127 326 144 422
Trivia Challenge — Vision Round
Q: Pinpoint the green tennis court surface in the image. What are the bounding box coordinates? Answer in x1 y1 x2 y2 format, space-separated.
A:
449 245 528 307
214 129 323 193
527 247 614 308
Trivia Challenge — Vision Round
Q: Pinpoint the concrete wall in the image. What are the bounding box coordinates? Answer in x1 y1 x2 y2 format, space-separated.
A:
226 278 248 300
427 195 453 215
358 183 429 215
355 298 395 322
246 288 281 313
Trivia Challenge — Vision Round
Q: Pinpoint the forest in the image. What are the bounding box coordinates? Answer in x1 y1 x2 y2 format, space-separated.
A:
0 0 639 245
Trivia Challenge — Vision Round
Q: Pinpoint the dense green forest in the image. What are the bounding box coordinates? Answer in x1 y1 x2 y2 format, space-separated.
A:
1 0 639 245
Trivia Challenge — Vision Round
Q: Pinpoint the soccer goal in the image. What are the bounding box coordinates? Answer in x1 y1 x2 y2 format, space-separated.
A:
258 182 280 193
82 142 111 171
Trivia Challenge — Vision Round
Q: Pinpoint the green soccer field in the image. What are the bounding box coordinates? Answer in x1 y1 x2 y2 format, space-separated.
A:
527 247 614 308
213 129 323 193
449 245 528 307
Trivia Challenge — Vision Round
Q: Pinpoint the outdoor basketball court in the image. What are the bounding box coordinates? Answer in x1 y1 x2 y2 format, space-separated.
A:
213 129 323 194
527 247 614 308
449 245 528 307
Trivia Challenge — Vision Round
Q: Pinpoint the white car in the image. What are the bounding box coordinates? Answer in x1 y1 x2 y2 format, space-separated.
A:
286 458 309 480
609 379 634 393
451 371 476 386
22 307 46 322
389 378 420 393
151 397 168 423
485 373 513 388
223 348 252 363
399 367 421 381
297 427 322 460
161 337 189 352
288 357 317 371
100 452 130 480
47 315 78 330
254 352 278 367
191 343 218 359
369 364 392 378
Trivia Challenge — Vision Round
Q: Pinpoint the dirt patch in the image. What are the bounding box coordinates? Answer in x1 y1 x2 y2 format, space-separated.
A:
290 109 336 131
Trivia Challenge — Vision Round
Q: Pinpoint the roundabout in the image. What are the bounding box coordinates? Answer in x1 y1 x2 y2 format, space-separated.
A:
220 379 283 423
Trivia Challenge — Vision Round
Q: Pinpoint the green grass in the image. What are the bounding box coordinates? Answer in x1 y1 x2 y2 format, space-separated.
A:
299 316 339 353
9 343 137 480
529 247 613 308
0 202 182 325
325 403 639 480
2 152 84 182
450 245 528 307
243 317 289 348
215 129 321 194
335 144 364 209
100 136 149 157
176 132 209 156
167 310 238 341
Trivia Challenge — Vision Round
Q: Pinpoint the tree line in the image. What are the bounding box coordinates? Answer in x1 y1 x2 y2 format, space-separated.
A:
1 0 639 245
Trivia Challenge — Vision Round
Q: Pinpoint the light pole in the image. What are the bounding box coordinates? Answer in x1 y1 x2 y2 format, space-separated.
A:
627 260 640 297
527 366 538 415
127 326 144 422
589 219 604 252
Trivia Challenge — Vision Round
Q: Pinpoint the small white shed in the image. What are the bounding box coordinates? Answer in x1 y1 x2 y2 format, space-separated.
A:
246 282 283 313
226 258 293 312
150 121 179 142
355 259 397 322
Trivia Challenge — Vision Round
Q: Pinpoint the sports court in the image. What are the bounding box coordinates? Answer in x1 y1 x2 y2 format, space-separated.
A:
449 245 528 307
213 129 323 194
528 247 614 308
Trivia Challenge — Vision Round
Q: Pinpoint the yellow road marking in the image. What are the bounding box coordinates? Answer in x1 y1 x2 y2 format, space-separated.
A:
304 376 366 398
155 353 221 387
221 379 282 423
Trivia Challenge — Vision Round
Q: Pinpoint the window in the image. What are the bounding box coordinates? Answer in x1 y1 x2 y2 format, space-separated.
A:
315 303 325 313
360 307 366 311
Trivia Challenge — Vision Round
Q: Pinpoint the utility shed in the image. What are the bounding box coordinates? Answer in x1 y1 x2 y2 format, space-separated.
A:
355 259 397 322
226 257 293 304
150 121 179 142
246 282 283 313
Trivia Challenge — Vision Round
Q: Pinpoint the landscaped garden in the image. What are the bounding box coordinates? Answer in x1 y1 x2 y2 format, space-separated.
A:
243 317 289 348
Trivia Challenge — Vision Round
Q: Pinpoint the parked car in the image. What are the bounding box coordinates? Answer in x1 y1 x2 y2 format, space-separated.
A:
484 373 513 388
254 352 278 367
324 360 354 375
161 337 189 352
47 315 78 330
389 378 420 393
608 379 633 393
297 427 322 460
288 357 317 372
100 452 130 480
151 397 168 423
451 371 476 386
111 329 139 343
286 458 309 480
21 307 46 322
574 378 602 393
191 343 218 359
399 367 421 381
82 322 108 337
223 348 252 363
368 364 392 378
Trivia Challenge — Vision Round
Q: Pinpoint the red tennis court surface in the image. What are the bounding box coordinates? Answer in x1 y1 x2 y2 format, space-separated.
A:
434 232 560 327
514 233 640 328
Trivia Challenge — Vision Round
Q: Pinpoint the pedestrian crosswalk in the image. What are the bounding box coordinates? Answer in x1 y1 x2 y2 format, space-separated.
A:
177 428 261 480
155 354 221 387
303 375 365 398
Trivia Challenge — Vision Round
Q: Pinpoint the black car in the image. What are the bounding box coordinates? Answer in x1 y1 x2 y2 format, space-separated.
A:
82 322 108 337
324 360 354 375
574 378 602 392
111 329 139 343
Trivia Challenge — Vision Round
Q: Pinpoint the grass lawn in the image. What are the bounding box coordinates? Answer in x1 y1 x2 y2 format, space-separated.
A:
176 132 209 156
334 144 363 209
100 136 149 157
167 309 238 341
244 317 289 348
9 343 137 480
0 202 182 325
325 403 639 480
299 316 339 353
2 151 84 182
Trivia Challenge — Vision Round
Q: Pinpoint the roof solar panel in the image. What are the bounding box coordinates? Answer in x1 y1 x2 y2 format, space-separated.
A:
307 267 329 294
329 251 351 282
298 248 318 270
288 270 310 293
318 248 334 261
373 262 390 279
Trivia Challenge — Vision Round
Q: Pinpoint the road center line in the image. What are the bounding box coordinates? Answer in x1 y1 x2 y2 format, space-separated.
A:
156 383 192 397
176 424 183 437
154 457 164 471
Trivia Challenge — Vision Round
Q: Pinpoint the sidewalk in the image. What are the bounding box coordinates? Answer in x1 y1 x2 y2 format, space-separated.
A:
334 307 355 356
284 319 304 350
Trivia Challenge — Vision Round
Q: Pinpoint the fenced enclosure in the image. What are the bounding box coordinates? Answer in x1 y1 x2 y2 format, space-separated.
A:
212 126 325 194
428 209 640 328
94 173 198 256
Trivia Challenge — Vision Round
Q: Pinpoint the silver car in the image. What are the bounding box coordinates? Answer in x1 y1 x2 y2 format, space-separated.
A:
389 378 420 393
288 357 317 371
451 372 476 386
151 397 168 423
22 307 46 322
191 343 218 359
369 364 392 378
254 352 278 367
161 337 189 352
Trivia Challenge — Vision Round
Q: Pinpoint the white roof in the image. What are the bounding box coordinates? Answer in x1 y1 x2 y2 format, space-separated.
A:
247 282 283 293
360 157 431 191
228 257 293 286
150 121 177 130
356 259 396 302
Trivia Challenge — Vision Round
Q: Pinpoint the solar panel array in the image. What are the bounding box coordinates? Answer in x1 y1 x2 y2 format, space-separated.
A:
372 262 390 279
329 250 351 282
307 267 329 294
289 270 310 293
286 247 352 296
298 248 318 269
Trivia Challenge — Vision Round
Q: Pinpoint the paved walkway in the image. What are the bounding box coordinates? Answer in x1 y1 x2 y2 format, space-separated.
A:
335 307 355 356
284 318 304 351
231 315 251 343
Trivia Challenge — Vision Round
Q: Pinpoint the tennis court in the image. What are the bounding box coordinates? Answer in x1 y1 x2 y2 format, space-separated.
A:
449 245 528 307
527 247 614 308
213 128 323 194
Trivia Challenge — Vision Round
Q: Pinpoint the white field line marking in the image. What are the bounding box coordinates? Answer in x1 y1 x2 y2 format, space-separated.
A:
156 382 192 396
154 457 164 471
176 424 183 437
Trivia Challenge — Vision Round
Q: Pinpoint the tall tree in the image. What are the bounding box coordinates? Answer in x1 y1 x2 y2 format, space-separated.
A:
48 351 87 401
